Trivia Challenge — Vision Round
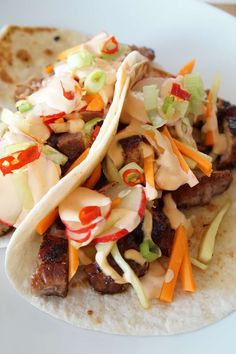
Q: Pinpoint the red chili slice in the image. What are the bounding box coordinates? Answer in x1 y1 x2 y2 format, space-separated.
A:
0 145 41 176
79 206 101 225
101 36 119 55
122 168 145 186
42 111 66 125
171 83 191 101
60 81 75 100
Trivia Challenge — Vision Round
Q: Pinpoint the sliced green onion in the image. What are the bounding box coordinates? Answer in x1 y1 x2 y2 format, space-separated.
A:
198 200 231 264
119 162 144 186
16 100 33 113
161 96 175 119
42 145 68 166
143 85 158 111
103 156 122 183
111 243 150 309
3 142 36 157
83 118 103 135
162 96 174 114
101 43 130 61
143 85 167 127
84 69 106 93
140 239 162 262
183 73 205 115
67 50 94 69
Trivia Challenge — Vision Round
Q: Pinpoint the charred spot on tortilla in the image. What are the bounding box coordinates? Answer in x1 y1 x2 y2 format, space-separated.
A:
16 49 31 63
44 48 53 56
0 68 13 83
53 35 61 42
87 310 94 316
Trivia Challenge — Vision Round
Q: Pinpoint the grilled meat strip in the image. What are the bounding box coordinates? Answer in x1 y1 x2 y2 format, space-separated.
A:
118 232 149 277
172 170 232 209
56 132 92 161
119 135 144 167
84 262 129 295
151 206 174 257
129 45 155 61
31 233 68 297
84 231 149 295
217 104 236 168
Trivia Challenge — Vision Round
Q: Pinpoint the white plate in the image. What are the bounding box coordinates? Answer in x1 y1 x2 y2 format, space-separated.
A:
1 0 236 353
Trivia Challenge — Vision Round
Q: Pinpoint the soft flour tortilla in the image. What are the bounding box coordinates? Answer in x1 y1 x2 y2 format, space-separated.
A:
6 52 236 335
0 25 88 109
5 171 236 336
0 25 88 248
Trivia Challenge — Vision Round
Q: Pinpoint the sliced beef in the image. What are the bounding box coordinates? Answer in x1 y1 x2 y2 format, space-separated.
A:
119 135 143 167
56 132 91 161
0 222 12 236
84 230 149 295
31 232 68 297
84 262 129 295
172 170 233 208
151 206 174 257
216 105 236 168
14 78 42 102
118 233 149 277
129 45 155 61
38 235 68 263
31 262 68 297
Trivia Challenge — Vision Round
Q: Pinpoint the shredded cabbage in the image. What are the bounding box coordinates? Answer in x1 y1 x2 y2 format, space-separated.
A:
111 243 150 309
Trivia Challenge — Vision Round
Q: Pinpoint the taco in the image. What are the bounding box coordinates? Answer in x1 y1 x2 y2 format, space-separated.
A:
0 31 149 247
5 46 236 335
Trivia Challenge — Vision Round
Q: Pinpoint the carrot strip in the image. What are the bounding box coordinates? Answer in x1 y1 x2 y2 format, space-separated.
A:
86 94 104 112
205 130 215 146
84 163 102 189
111 198 122 208
58 45 81 61
205 91 213 118
36 208 59 235
68 241 79 281
178 59 196 76
173 138 212 177
65 148 90 175
162 126 189 173
144 153 155 189
159 225 187 303
180 242 196 292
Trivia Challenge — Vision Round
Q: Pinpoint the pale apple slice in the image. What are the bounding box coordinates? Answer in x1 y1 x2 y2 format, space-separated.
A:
93 185 146 243
59 187 111 230
102 183 146 218
0 172 23 226
66 228 92 243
